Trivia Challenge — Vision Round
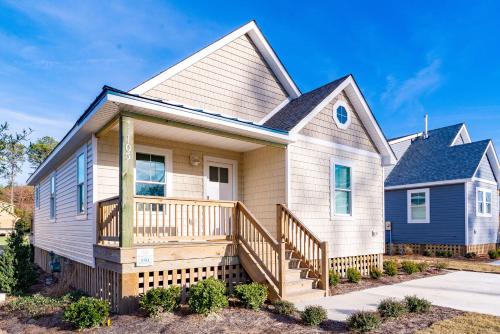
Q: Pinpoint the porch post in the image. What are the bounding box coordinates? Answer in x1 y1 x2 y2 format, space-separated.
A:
119 115 134 248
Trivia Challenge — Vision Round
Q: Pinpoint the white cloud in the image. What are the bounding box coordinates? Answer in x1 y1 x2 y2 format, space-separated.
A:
382 59 442 111
0 108 72 129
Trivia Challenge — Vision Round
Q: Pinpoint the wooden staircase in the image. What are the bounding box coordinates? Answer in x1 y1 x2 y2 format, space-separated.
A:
236 202 329 303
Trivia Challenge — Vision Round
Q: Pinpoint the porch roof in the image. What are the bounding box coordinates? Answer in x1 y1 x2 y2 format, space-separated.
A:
27 86 293 185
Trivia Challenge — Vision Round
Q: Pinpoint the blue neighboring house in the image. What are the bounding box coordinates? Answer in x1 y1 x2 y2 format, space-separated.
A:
384 123 500 256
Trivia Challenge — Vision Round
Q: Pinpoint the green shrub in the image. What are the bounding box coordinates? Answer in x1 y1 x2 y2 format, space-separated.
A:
346 268 361 283
61 290 87 303
63 297 109 330
234 283 267 310
405 295 431 313
272 300 296 316
188 277 228 315
301 305 327 326
422 250 433 257
8 294 64 318
488 249 499 259
369 267 383 279
347 311 381 332
139 286 181 317
377 298 407 318
435 250 453 258
434 261 448 271
417 262 429 272
329 270 340 287
464 252 476 259
383 260 398 276
401 261 419 274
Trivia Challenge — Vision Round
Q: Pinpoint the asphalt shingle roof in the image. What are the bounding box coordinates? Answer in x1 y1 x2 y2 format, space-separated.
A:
263 75 350 131
385 123 491 187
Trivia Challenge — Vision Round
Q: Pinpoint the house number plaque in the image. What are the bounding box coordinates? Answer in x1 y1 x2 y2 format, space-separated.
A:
125 134 132 160
136 248 154 267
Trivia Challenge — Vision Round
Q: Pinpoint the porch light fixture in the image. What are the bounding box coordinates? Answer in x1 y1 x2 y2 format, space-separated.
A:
190 153 201 166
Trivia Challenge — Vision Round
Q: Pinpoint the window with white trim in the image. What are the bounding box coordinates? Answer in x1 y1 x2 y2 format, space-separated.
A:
332 163 352 216
135 152 166 197
76 152 86 214
407 188 430 223
35 184 40 208
50 174 56 220
476 187 492 217
332 101 351 130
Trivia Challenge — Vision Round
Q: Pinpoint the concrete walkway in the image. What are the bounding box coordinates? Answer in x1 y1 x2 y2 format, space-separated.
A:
296 271 500 321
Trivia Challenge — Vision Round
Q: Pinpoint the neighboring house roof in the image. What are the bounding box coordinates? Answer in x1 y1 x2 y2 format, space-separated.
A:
263 75 349 131
385 123 500 188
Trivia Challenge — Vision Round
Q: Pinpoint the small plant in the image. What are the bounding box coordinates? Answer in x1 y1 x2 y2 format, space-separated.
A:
464 252 476 259
139 286 181 317
63 297 109 330
377 298 407 318
422 250 433 257
234 283 267 310
188 277 228 315
8 294 64 318
488 249 499 259
301 305 327 326
272 300 296 316
329 270 340 287
383 260 398 276
61 290 87 304
405 295 431 313
347 311 381 332
369 266 383 279
346 267 361 283
435 250 453 258
417 262 429 272
401 261 419 274
434 261 448 271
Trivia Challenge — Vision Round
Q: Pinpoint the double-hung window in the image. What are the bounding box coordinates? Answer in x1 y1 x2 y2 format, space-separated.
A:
50 174 56 219
135 152 166 197
476 187 492 217
332 163 352 216
407 188 430 223
76 152 86 214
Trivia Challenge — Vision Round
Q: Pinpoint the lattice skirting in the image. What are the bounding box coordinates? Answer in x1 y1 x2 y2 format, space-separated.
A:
329 253 383 277
386 243 499 256
34 247 121 312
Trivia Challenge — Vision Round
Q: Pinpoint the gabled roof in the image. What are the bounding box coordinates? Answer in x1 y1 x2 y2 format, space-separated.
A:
129 20 301 98
385 123 499 188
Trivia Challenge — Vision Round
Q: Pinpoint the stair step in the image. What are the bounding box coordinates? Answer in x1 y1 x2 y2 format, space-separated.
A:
284 288 327 304
285 268 307 281
285 278 317 293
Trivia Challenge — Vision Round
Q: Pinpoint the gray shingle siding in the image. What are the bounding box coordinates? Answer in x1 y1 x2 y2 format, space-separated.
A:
385 184 466 245
475 155 497 182
467 180 499 245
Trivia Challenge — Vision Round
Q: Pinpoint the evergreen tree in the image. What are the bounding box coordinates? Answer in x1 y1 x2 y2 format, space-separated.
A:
0 246 15 294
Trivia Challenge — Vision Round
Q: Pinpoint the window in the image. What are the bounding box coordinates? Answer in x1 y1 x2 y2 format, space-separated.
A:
50 174 56 219
135 152 166 197
476 187 492 217
209 166 229 183
407 188 430 223
332 101 351 129
332 163 352 216
76 152 86 214
35 184 40 208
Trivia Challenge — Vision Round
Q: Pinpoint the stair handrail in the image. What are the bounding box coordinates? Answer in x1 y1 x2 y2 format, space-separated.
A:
277 204 329 294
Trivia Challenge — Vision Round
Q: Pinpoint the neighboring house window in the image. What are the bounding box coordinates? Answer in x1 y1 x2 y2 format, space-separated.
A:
35 184 40 208
332 100 351 130
476 187 492 217
76 152 86 214
407 188 430 223
50 174 56 219
135 152 166 197
331 162 352 216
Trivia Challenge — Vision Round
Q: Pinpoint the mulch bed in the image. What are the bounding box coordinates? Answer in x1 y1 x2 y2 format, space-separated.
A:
330 268 445 295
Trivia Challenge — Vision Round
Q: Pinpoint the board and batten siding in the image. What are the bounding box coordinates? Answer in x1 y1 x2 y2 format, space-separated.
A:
288 139 384 258
385 184 466 245
96 131 244 202
142 34 289 123
33 139 95 267
467 180 499 245
242 146 286 237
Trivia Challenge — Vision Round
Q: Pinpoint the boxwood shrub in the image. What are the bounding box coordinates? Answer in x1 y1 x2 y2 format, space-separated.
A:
139 286 181 317
346 268 361 283
188 277 228 315
272 300 296 316
347 311 381 333
329 270 340 287
488 249 499 259
301 305 327 326
369 266 383 279
234 283 267 310
383 260 398 276
405 295 431 313
63 297 109 330
377 298 407 318
401 261 419 274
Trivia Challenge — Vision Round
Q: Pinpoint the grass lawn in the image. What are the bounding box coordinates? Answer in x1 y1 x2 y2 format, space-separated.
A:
385 255 500 274
417 313 500 334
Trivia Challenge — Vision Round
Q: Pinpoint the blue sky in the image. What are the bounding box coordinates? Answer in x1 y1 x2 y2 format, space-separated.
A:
1 0 499 183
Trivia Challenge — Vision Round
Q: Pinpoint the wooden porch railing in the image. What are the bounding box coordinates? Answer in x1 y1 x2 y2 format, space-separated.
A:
97 196 120 246
277 204 329 293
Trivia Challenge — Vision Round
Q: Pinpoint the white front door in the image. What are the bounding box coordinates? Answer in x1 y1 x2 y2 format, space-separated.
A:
205 161 234 200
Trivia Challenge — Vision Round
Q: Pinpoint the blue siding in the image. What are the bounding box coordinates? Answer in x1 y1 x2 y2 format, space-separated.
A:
467 180 499 245
385 184 466 245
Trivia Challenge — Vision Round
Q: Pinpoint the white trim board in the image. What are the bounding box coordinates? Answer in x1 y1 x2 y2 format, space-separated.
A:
296 134 381 160
385 178 470 190
450 124 472 146
388 133 422 145
129 21 300 98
